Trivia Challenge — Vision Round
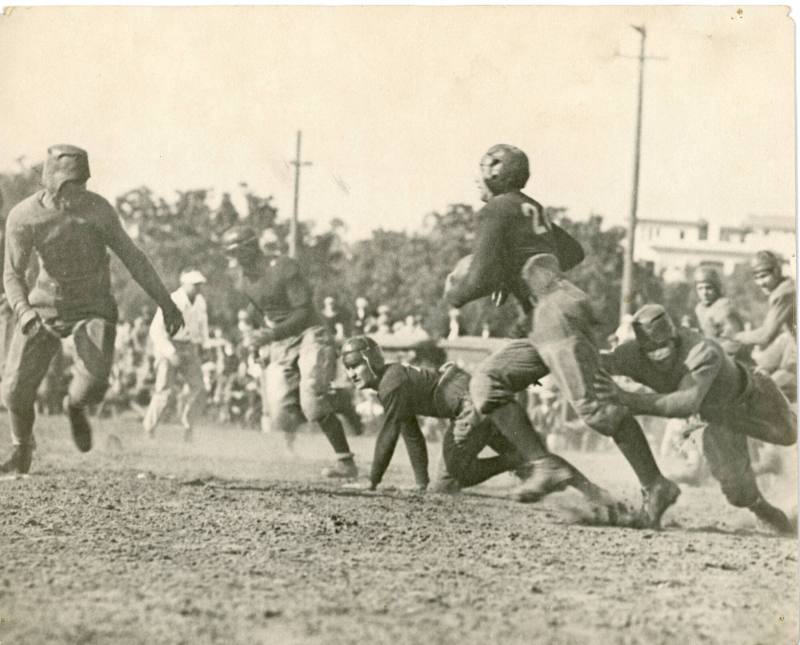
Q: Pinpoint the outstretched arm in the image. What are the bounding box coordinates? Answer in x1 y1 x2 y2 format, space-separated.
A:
734 287 793 347
446 212 505 308
102 203 183 335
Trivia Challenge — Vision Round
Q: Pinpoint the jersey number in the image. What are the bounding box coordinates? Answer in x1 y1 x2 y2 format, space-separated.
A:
521 203 552 235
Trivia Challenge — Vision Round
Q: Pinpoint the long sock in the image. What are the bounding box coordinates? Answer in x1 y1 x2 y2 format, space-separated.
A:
613 416 661 487
487 402 548 460
459 455 520 487
318 414 351 455
8 407 35 447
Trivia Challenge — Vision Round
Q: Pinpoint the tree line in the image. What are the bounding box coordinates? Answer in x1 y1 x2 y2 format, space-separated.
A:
0 165 767 343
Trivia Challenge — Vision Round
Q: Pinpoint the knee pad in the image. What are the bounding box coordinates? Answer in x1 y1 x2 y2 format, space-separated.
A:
274 406 305 434
300 392 334 423
573 399 626 436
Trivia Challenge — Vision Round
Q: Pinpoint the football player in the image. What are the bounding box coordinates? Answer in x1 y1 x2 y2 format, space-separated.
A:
732 250 796 401
0 145 184 474
693 265 748 362
340 335 613 503
446 144 678 528
596 304 796 533
221 225 358 478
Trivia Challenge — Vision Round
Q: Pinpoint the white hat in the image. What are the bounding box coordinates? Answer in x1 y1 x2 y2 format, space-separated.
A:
180 270 207 285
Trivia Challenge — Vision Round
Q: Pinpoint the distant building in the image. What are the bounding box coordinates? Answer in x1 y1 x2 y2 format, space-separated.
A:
632 214 796 282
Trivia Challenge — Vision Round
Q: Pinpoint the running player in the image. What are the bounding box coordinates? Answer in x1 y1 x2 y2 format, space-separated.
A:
446 144 678 528
221 225 358 478
0 144 184 474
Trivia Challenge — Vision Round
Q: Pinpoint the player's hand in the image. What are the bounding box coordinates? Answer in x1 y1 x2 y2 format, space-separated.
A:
163 303 185 337
594 370 623 404
491 289 508 307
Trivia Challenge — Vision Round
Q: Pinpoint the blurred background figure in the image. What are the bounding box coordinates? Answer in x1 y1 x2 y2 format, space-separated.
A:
321 295 348 342
143 269 210 442
353 296 376 336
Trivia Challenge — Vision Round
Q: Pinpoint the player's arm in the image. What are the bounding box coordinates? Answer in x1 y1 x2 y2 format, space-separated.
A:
715 300 745 356
550 222 585 271
613 346 720 418
370 383 417 489
101 200 183 332
267 266 315 342
3 207 38 332
734 289 793 347
446 208 505 308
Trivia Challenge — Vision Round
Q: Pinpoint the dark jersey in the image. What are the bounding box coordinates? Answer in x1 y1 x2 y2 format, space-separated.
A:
5 190 172 325
369 363 445 487
235 255 319 341
446 191 584 309
601 328 744 420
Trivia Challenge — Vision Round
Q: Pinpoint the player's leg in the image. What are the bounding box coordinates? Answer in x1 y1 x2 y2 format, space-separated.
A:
68 319 117 452
262 336 305 449
1 324 61 473
733 370 796 446
469 339 550 459
142 357 178 438
297 327 357 478
702 421 791 533
178 345 208 441
444 418 524 488
539 336 678 527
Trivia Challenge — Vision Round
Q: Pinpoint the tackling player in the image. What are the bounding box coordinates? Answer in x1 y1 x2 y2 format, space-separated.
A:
445 144 678 528
596 304 796 533
0 145 184 475
221 225 358 478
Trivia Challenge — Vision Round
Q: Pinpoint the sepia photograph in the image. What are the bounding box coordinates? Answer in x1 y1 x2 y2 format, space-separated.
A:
0 5 796 644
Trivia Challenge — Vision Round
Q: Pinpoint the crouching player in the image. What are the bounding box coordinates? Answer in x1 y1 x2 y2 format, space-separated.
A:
341 336 613 505
596 304 796 534
340 336 524 491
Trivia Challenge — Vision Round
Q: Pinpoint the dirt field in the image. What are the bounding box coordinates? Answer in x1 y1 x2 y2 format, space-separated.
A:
0 414 797 645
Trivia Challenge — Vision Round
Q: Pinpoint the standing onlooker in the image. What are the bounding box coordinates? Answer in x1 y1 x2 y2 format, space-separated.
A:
142 269 209 442
321 296 348 342
352 297 375 335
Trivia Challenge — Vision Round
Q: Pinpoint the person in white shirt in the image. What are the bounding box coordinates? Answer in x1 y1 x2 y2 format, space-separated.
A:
143 270 210 441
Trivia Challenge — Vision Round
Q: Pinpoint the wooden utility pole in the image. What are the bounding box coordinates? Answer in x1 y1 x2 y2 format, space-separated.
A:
290 130 312 259
620 25 647 320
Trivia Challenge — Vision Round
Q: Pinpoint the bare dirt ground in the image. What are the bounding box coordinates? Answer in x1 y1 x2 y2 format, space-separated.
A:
0 414 797 645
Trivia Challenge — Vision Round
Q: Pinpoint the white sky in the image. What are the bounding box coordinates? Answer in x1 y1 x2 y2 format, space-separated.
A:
0 6 794 238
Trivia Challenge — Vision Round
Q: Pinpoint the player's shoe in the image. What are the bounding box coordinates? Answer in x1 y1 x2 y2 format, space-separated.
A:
510 454 575 503
0 445 33 475
750 496 793 534
321 455 358 479
639 476 681 529
67 405 93 453
429 476 462 494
